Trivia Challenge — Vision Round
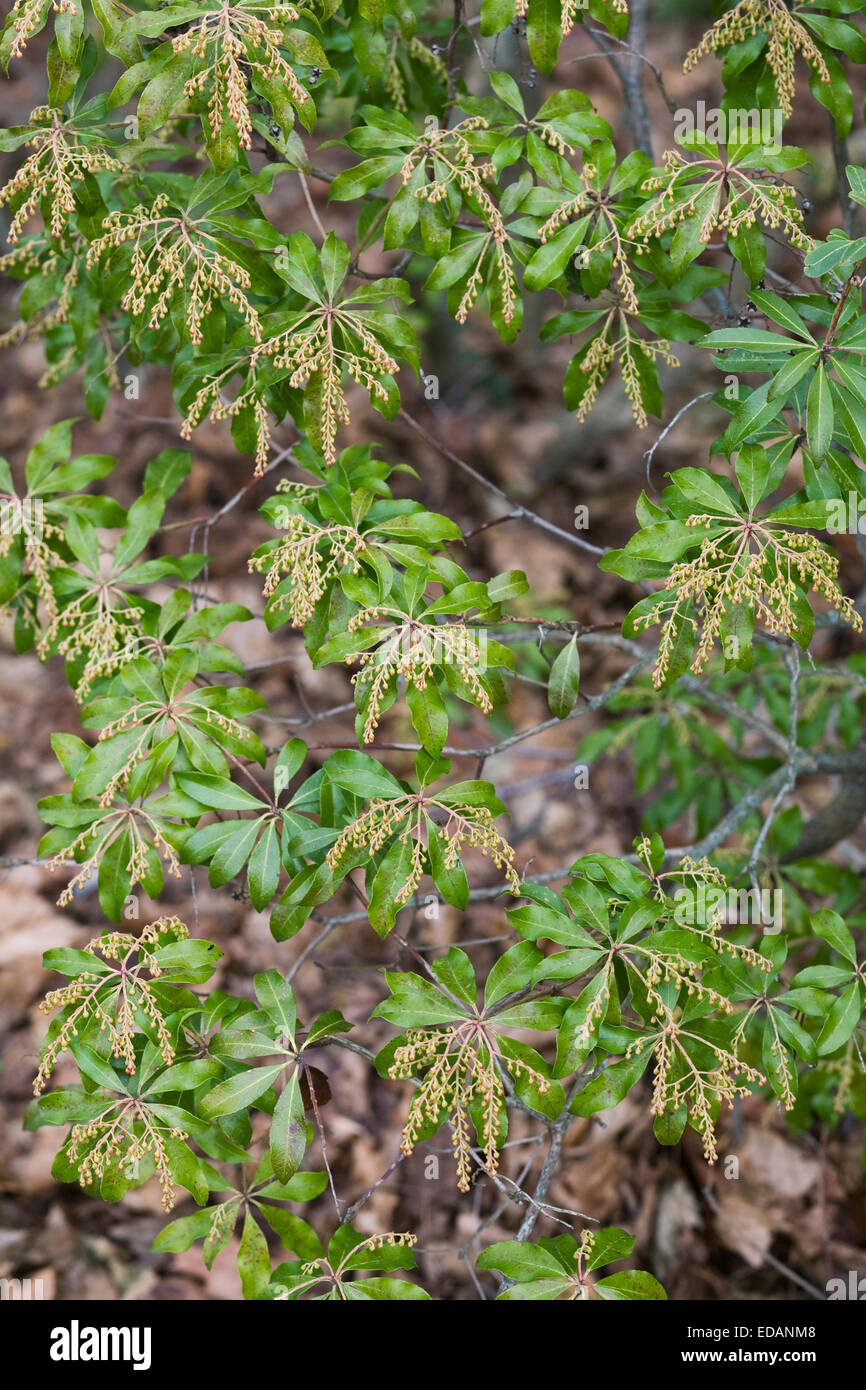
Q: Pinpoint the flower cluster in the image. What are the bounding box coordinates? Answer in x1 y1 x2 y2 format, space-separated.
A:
0 490 64 623
0 108 122 243
95 692 257 808
172 2 306 150
824 1041 860 1117
630 149 814 254
345 607 492 744
34 917 188 1096
68 1099 188 1210
48 806 183 907
326 793 521 904
5 0 76 59
683 0 829 119
86 196 262 346
249 514 365 626
0 237 84 358
639 515 864 686
301 1231 417 1279
636 838 725 899
571 1227 596 1299
184 302 400 468
401 118 517 324
37 583 145 701
390 1022 548 1190
260 312 399 465
181 362 272 473
576 311 678 428
628 1023 766 1163
539 169 640 314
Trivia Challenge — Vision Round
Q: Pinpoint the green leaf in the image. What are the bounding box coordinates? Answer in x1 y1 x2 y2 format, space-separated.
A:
406 680 448 757
426 827 469 910
26 420 73 491
371 971 459 1028
138 54 191 136
728 222 765 286
527 0 562 74
343 1277 430 1300
274 739 306 797
768 498 836 528
735 442 777 511
767 349 819 403
811 908 857 964
668 467 741 518
199 1064 286 1119
484 941 543 1008
477 1241 569 1281
750 290 815 342
151 939 223 983
569 1050 650 1116
480 0 515 36
70 1040 128 1093
489 71 525 115
304 1010 352 1046
817 981 862 1056
329 156 404 202
431 947 477 1009
324 749 404 799
176 773 264 811
701 327 795 352
806 365 834 460
594 1270 667 1300
270 1070 307 1182
145 1059 223 1096
97 832 134 923
653 1105 688 1146
211 1028 285 1061
847 163 866 209
368 835 414 936
495 1278 575 1300
425 236 487 291
524 221 588 293
584 1227 635 1271
152 1208 215 1254
254 969 297 1044
163 1135 212 1205
547 636 580 719
237 1209 272 1300
42 947 111 978
248 821 282 910
258 1205 323 1260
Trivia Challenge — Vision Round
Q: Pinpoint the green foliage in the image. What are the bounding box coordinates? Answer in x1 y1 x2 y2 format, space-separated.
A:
478 1226 667 1300
3 0 866 1303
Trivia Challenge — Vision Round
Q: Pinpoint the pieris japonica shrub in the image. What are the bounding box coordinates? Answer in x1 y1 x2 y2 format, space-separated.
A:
2 0 866 1302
